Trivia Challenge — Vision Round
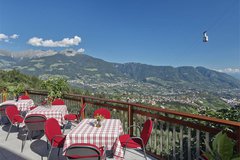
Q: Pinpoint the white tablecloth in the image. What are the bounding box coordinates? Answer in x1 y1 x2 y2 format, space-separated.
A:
63 119 124 159
26 105 68 125
0 99 34 111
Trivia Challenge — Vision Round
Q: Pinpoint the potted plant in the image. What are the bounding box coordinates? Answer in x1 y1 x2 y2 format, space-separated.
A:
41 77 69 103
203 131 240 160
94 114 105 127
6 83 25 101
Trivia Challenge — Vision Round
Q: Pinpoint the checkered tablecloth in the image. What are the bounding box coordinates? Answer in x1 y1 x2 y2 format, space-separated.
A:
0 99 34 111
63 119 124 160
26 105 68 125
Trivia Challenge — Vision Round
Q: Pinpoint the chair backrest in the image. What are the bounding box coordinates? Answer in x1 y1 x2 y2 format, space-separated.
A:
19 95 30 100
30 105 38 110
44 118 62 143
24 114 47 131
93 108 111 119
140 119 153 146
0 104 15 116
65 143 102 160
5 105 19 123
51 98 65 105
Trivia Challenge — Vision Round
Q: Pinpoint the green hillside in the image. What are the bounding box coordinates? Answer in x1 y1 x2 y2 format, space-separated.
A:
0 49 240 97
0 69 42 91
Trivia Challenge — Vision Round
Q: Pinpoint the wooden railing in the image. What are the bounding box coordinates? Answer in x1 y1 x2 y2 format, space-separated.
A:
2 90 240 159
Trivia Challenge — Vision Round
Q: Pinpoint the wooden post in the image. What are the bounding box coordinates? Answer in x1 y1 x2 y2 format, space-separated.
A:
237 127 240 153
2 89 7 102
128 104 133 136
81 97 85 119
25 90 29 96
1 91 3 102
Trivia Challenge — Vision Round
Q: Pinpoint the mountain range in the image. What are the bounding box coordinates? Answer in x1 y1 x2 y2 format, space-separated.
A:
0 49 240 95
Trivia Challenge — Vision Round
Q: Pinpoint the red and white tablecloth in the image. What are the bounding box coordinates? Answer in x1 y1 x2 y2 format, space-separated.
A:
63 119 124 160
0 99 34 111
26 105 68 125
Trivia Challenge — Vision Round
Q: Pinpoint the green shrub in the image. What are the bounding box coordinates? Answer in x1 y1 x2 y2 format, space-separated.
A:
204 131 240 160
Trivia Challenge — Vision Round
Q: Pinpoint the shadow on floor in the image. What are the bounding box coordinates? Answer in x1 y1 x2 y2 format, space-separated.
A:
0 146 26 160
30 139 66 160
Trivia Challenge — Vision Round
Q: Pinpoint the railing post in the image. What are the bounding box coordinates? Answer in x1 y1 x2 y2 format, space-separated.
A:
25 90 29 96
2 89 7 102
1 91 3 102
128 104 133 136
237 127 240 153
81 97 85 119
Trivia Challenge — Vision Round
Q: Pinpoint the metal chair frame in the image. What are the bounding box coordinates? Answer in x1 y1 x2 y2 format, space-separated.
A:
5 105 24 141
48 134 66 160
121 120 153 160
0 104 11 126
21 114 47 152
45 118 66 160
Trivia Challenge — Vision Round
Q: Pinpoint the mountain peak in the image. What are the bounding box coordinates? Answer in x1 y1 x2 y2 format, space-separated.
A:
0 49 86 59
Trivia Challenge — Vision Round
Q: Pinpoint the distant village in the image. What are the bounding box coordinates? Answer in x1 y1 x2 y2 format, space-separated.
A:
69 79 240 109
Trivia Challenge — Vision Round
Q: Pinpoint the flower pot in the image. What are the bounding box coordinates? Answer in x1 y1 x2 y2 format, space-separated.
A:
15 95 19 102
96 119 101 128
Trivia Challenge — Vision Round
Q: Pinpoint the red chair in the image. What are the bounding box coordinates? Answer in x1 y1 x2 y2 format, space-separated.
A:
65 143 105 160
119 119 153 160
5 105 24 141
22 114 47 152
93 108 111 119
51 98 65 105
19 95 30 100
45 118 66 160
63 104 86 133
0 104 12 126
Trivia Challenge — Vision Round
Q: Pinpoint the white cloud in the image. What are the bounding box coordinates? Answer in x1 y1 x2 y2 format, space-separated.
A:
217 68 240 73
28 37 44 46
10 34 19 39
0 33 19 42
27 36 81 47
77 48 85 53
0 33 8 40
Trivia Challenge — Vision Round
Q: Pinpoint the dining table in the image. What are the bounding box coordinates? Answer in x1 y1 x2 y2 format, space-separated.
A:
0 99 34 112
26 105 68 125
63 118 124 160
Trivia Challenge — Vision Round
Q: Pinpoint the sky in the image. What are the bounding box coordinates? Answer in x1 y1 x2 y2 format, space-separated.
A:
0 0 239 73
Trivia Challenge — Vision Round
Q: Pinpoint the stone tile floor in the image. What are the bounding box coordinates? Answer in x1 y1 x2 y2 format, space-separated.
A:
0 122 156 160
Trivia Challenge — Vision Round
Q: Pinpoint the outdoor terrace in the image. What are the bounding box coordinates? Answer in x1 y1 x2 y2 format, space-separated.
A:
0 122 153 160
1 89 240 160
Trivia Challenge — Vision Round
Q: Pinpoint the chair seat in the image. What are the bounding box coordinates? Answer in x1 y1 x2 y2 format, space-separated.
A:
13 115 24 123
64 114 77 121
119 134 142 148
52 136 66 147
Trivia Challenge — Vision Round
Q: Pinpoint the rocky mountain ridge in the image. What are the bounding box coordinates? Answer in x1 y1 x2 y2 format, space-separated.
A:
0 49 239 95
